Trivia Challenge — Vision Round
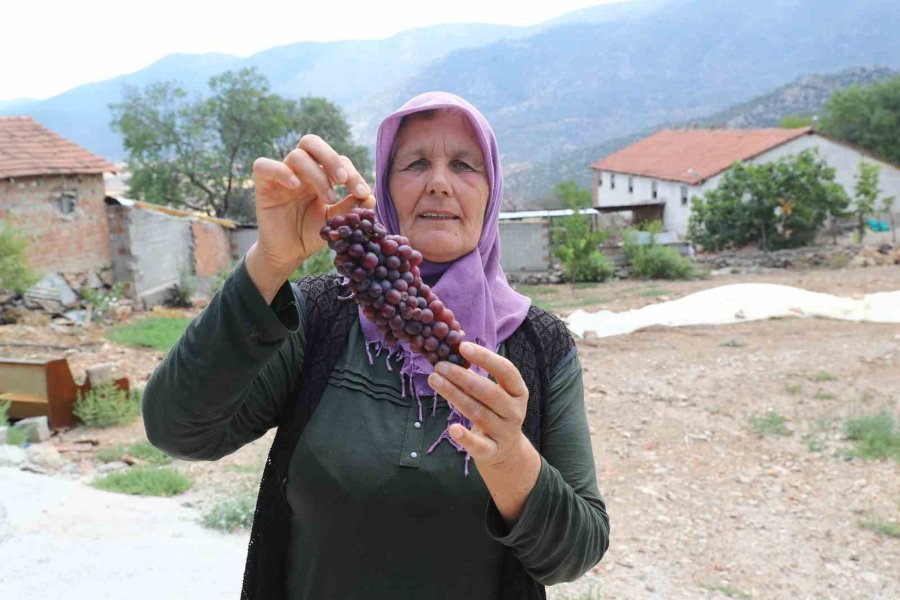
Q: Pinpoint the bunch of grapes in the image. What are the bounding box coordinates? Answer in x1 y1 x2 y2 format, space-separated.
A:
320 207 469 368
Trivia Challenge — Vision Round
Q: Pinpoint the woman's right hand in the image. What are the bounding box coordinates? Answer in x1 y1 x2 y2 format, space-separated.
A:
248 135 375 285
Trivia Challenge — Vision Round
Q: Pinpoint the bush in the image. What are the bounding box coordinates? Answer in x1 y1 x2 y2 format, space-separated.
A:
0 220 38 293
81 282 125 323
201 494 257 532
175 266 195 307
843 412 900 461
92 467 192 496
74 383 142 428
622 223 695 280
291 248 335 280
551 181 613 283
688 150 849 251
212 260 238 294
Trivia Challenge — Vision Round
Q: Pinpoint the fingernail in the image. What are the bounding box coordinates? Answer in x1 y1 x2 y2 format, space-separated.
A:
428 373 443 387
289 175 301 188
449 426 462 439
435 362 448 375
335 167 348 183
355 183 370 197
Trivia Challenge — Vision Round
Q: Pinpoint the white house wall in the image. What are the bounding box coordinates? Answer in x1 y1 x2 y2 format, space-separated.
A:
596 172 695 240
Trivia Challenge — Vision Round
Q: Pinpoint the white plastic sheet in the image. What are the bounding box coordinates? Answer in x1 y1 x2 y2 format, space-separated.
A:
565 283 900 339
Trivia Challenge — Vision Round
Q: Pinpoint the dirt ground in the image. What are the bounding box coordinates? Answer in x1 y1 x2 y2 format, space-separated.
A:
2 264 899 599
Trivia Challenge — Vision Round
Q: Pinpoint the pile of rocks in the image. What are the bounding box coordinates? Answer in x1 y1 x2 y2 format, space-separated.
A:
694 244 867 273
850 244 900 267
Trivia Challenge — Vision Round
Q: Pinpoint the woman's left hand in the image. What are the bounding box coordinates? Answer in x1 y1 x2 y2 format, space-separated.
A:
428 342 542 524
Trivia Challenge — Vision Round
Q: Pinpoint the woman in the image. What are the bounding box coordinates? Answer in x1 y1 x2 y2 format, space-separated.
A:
143 91 609 600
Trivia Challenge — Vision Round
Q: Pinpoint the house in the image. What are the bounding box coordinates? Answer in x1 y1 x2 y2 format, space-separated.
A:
0 116 117 277
590 128 900 239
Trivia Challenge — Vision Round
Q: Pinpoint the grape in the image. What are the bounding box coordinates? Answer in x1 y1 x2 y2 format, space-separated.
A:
322 207 469 368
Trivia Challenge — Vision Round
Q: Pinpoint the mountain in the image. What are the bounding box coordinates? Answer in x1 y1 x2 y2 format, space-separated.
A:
379 0 900 168
3 0 898 200
503 66 898 208
0 23 535 160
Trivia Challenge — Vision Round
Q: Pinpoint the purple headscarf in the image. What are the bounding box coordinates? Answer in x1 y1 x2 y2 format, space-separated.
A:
359 92 530 459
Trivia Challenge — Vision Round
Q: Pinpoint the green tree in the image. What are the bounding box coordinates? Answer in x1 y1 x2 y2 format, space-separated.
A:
551 181 612 282
689 150 849 251
853 162 895 242
779 115 813 128
110 68 369 220
820 76 900 164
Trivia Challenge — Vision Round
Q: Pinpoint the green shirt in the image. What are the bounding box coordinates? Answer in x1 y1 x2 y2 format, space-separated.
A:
143 258 609 599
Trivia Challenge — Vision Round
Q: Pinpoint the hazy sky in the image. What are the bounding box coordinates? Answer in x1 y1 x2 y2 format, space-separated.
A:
3 0 627 101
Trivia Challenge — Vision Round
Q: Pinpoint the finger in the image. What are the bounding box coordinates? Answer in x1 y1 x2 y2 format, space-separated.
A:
449 423 496 459
284 148 336 203
428 372 502 433
297 134 351 186
458 343 528 398
252 157 301 190
434 361 510 419
338 155 372 200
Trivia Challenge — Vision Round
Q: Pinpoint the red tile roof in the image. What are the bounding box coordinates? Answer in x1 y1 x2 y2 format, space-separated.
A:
0 116 117 178
590 127 812 185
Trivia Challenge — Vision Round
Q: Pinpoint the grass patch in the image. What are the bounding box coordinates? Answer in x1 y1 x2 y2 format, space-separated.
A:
74 384 141 428
808 370 837 382
93 467 192 496
813 390 837 400
639 287 672 298
97 440 172 465
702 583 751 599
749 411 792 437
108 316 191 352
859 519 900 538
201 494 257 532
803 418 830 452
784 383 803 396
843 412 900 461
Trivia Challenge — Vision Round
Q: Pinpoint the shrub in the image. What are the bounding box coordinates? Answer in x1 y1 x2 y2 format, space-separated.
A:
0 220 38 293
622 223 694 280
201 494 257 532
74 384 141 428
175 266 195 307
92 467 192 496
843 412 900 461
688 150 849 251
81 282 125 323
212 260 238 294
551 181 613 283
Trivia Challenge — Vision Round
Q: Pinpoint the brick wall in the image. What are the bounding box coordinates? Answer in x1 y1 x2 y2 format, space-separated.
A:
192 220 232 277
0 174 111 275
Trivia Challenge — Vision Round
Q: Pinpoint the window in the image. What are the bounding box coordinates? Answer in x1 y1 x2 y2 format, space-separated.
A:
52 190 77 215
628 177 634 194
681 186 689 206
610 174 616 190
598 173 603 188
651 181 658 199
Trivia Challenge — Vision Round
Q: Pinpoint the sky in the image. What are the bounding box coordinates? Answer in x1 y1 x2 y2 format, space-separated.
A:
2 0 628 101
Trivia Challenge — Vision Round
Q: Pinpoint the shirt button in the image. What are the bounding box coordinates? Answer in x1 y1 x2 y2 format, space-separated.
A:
414 421 422 429
410 451 418 459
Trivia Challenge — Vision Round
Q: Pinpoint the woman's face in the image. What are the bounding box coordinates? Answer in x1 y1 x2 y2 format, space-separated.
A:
388 110 490 264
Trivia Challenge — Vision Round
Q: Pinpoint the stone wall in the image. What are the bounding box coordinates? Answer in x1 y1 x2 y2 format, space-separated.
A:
0 174 111 276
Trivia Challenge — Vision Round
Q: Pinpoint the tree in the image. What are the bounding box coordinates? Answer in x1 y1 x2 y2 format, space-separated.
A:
820 76 900 164
779 115 812 128
551 181 612 282
689 149 849 251
853 162 895 242
110 68 370 220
